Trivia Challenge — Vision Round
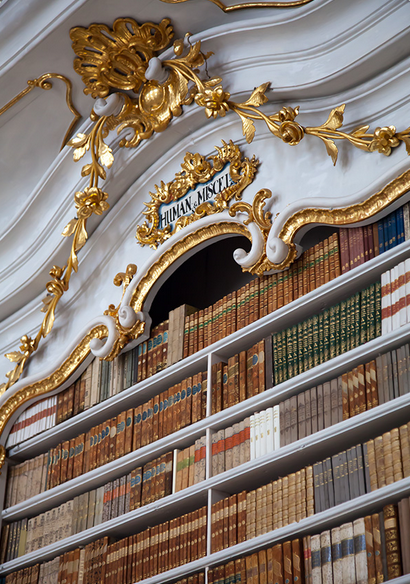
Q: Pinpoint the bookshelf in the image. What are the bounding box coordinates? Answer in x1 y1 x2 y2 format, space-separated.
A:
2 232 410 582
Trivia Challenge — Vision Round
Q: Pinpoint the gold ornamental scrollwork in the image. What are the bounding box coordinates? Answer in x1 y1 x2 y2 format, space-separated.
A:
136 140 258 248
271 168 410 270
0 72 81 150
103 264 145 359
69 18 410 165
160 0 315 10
4 14 410 391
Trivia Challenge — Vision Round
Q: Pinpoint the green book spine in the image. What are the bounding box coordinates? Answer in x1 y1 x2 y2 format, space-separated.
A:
334 303 341 357
286 327 294 379
360 288 368 346
302 320 309 373
329 305 336 360
281 329 288 382
318 311 324 365
272 333 280 385
346 297 352 353
323 309 330 363
374 281 381 338
307 318 314 371
292 324 299 377
340 300 347 355
354 292 361 349
367 284 375 342
312 314 320 368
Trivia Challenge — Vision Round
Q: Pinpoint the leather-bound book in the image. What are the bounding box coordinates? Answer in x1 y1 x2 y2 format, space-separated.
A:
340 522 355 583
320 530 333 583
399 424 410 478
353 517 368 584
364 515 376 584
398 497 410 574
390 427 403 482
383 504 402 580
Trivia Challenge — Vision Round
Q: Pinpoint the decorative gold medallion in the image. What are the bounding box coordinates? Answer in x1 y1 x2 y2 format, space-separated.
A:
135 140 259 248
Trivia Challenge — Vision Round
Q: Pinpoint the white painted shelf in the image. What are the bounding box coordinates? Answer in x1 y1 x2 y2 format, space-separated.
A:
2 239 410 580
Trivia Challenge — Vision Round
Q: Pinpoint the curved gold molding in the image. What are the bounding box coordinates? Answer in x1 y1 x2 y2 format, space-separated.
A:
0 72 81 150
268 168 410 270
131 222 251 313
160 0 315 11
0 325 108 454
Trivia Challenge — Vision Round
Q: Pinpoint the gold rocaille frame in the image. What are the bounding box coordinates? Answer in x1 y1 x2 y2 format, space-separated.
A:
1 166 410 460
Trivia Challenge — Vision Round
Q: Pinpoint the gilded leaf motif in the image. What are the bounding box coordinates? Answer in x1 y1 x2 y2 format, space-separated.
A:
320 104 345 131
68 133 87 146
5 352 24 363
62 218 78 237
81 163 92 177
99 143 114 168
75 221 88 252
351 125 370 137
239 114 256 143
321 136 339 165
242 82 269 107
401 136 410 156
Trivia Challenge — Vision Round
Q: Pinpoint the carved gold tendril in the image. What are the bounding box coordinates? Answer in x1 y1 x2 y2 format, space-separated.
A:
136 140 258 248
160 0 315 11
0 445 5 474
0 73 81 150
103 264 146 358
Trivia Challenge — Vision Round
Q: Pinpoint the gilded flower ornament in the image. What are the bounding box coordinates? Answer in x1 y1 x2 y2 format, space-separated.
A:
195 86 230 118
369 126 401 156
74 187 110 219
19 335 36 355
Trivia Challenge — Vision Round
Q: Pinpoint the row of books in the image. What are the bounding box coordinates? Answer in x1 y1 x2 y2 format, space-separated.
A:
3 497 405 584
7 333 408 510
183 233 341 360
366 422 410 491
2 441 209 561
218 466 314 547
340 203 410 276
45 371 207 491
381 258 410 335
210 340 270 414
211 417 251 476
7 329 409 512
209 504 402 583
6 207 408 451
174 436 206 492
6 396 57 448
7 413 410 562
272 282 381 385
1 499 73 563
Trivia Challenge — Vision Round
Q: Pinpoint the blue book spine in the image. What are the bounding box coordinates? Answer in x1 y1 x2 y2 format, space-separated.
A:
383 216 390 251
378 221 385 254
396 207 405 244
390 211 396 249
